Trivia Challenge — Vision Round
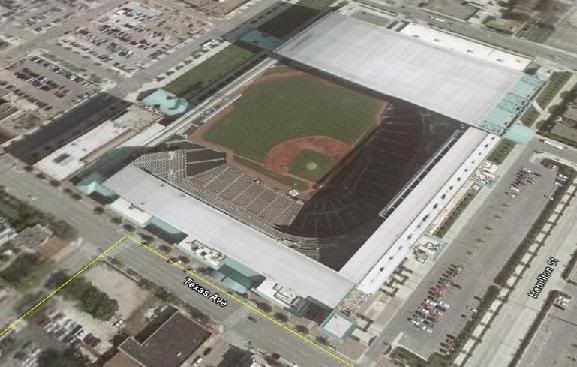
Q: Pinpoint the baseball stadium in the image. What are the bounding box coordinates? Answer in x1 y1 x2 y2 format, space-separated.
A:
138 61 464 270
104 7 545 309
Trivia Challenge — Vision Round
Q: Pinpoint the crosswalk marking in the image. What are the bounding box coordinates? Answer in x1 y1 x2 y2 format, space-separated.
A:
223 307 249 328
223 330 250 349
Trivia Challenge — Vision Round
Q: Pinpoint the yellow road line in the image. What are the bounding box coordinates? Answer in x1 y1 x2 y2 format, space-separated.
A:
125 235 354 367
0 234 353 367
0 235 128 338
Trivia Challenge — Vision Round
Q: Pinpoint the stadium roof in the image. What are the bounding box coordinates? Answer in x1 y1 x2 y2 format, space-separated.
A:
277 13 524 129
104 164 355 307
340 128 488 285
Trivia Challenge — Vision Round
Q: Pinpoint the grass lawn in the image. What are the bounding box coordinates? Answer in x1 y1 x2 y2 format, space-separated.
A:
536 71 572 108
203 71 383 162
434 188 478 238
520 105 539 127
487 138 516 164
287 149 336 181
164 45 256 99
234 157 308 190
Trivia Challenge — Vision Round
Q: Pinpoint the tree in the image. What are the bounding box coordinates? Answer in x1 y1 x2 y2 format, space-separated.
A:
158 244 171 253
154 287 177 303
274 312 288 322
256 301 272 313
49 219 77 240
45 270 69 289
37 348 89 367
197 266 213 275
138 233 154 242
265 354 282 367
93 206 104 215
295 325 309 334
122 223 135 232
0 253 41 285
111 217 122 225
46 272 118 321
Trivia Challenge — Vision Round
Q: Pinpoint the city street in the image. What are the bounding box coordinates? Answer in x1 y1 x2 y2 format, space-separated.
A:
364 140 558 363
466 167 577 366
0 157 348 367
364 0 577 70
517 282 577 367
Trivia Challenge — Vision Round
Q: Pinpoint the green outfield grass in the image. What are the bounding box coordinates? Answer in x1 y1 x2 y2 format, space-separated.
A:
203 71 383 163
287 149 336 181
164 45 256 100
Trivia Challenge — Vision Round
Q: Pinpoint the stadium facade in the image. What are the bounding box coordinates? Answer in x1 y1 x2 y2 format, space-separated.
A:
102 7 544 311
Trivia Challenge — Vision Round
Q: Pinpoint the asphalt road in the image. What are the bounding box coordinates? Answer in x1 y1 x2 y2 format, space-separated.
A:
518 282 577 367
374 141 557 360
466 189 577 367
101 0 285 97
465 139 577 367
0 157 346 367
0 0 284 100
0 0 129 69
363 0 577 70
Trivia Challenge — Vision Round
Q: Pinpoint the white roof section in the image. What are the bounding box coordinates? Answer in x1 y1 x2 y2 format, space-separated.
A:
399 23 531 71
356 130 500 293
34 120 130 180
120 123 165 147
255 279 298 308
322 313 355 339
104 165 354 307
277 13 523 127
341 128 490 282
109 197 153 227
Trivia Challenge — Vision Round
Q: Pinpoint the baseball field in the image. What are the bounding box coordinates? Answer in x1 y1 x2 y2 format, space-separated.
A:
197 66 388 191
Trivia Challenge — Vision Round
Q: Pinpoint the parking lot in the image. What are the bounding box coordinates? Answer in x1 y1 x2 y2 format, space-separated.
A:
0 0 107 33
379 143 558 359
55 1 211 76
0 52 100 140
0 54 97 116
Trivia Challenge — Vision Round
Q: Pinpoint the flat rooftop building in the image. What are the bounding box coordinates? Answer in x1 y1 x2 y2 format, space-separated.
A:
277 13 537 134
106 312 210 367
104 164 355 307
103 9 542 309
